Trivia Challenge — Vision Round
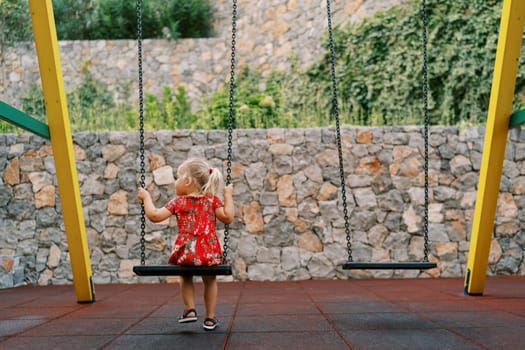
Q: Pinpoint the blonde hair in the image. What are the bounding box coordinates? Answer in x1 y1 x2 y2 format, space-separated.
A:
178 158 224 197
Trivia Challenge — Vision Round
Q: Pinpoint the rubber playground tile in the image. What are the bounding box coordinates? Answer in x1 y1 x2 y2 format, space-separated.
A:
1 277 525 350
0 335 113 350
226 331 349 350
0 307 79 320
20 317 137 337
125 315 232 335
401 299 487 312
306 292 381 303
242 281 305 290
453 326 525 350
104 333 227 350
0 319 47 337
69 303 158 319
149 302 236 318
473 297 525 312
422 310 525 328
328 312 437 330
369 289 459 302
341 328 483 350
317 300 406 314
239 291 312 304
0 295 34 308
236 302 321 316
231 314 333 333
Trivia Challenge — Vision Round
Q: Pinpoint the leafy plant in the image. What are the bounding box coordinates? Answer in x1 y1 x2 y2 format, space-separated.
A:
196 67 295 129
0 0 32 110
144 86 197 130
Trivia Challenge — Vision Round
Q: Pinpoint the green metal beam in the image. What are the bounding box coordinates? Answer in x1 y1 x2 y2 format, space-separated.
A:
509 109 525 128
0 100 50 139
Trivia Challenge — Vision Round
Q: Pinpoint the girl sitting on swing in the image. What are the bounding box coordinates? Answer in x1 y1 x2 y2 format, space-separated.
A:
138 157 234 331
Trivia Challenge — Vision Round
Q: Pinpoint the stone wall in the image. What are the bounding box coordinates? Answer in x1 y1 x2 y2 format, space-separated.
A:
1 127 525 288
0 0 406 108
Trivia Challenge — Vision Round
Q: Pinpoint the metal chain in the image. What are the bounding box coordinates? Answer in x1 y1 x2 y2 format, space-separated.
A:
422 0 430 262
223 0 237 263
137 0 146 266
325 0 352 262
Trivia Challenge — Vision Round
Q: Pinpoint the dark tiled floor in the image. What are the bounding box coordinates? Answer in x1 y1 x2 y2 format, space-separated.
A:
1 276 524 349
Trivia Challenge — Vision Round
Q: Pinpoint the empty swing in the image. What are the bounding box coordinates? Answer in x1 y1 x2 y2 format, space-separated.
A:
133 0 238 277
325 0 437 270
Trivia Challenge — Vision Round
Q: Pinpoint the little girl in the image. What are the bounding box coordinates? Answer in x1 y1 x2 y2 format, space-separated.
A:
137 157 234 331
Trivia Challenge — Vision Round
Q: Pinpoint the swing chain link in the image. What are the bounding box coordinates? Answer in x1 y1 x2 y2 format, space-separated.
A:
422 0 430 262
326 0 353 262
223 0 238 263
137 0 146 266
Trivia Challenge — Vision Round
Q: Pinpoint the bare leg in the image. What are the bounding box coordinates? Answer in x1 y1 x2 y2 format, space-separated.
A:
180 275 196 316
202 275 218 319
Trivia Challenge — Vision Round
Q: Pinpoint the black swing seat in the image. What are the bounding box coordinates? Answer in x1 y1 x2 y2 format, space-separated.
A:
343 261 437 270
133 264 232 276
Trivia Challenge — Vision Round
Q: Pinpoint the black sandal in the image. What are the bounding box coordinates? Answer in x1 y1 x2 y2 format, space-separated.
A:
178 308 198 323
203 317 218 331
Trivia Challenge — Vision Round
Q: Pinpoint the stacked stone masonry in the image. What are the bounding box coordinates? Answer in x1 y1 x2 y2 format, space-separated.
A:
1 127 525 288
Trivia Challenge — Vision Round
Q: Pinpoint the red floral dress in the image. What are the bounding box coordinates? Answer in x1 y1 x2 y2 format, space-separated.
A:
164 194 224 266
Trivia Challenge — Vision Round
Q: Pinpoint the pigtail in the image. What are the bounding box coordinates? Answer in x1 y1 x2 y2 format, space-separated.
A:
203 167 224 197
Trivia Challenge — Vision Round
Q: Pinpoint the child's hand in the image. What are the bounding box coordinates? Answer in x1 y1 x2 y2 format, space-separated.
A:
137 188 150 203
224 184 233 197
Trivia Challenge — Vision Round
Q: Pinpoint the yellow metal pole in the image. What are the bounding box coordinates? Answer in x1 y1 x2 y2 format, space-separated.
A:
465 0 525 295
28 0 94 302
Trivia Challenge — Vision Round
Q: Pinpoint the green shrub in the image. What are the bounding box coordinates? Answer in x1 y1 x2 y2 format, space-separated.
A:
52 0 94 40
166 1 214 39
196 67 295 129
0 0 32 45
53 0 214 40
144 86 197 130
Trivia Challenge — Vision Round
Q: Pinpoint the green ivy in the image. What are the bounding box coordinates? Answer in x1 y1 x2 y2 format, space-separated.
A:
299 0 522 126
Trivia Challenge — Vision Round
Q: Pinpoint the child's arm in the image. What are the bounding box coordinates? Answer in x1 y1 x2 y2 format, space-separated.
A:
216 184 234 224
137 188 172 223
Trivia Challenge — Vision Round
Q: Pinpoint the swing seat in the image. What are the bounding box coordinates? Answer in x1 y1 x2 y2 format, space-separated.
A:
343 261 437 270
133 264 232 276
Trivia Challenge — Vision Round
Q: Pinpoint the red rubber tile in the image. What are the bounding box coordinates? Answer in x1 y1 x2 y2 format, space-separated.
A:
329 312 436 330
0 335 113 350
341 329 483 350
125 316 231 335
423 310 525 328
0 319 47 337
454 326 525 350
232 314 333 332
227 331 349 350
236 302 321 316
104 333 227 350
20 317 137 336
1 277 524 350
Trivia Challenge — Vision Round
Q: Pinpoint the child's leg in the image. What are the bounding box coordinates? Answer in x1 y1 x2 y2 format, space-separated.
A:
180 275 196 314
202 275 218 318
